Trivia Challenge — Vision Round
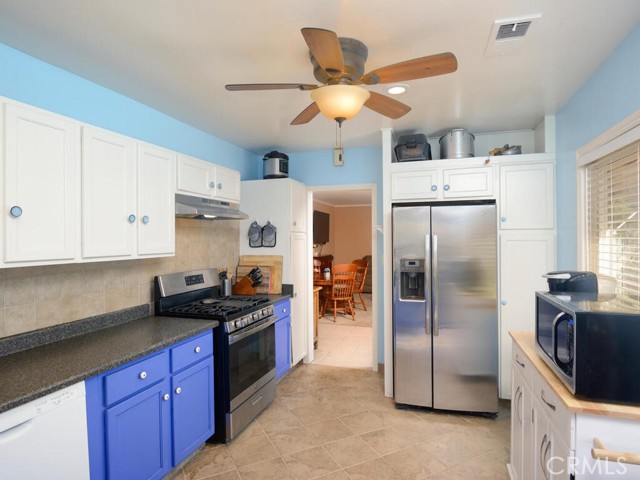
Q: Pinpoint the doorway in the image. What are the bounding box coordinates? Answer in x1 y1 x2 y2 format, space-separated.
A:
307 184 377 371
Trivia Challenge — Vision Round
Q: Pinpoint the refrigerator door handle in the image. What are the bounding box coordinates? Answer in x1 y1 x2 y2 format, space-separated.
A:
425 234 431 335
433 234 439 336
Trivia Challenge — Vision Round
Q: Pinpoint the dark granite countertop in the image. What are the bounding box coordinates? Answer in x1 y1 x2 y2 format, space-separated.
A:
0 315 217 413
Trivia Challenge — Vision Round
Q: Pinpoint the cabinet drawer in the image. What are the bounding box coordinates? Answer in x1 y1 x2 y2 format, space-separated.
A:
273 299 291 320
512 343 533 388
104 351 169 406
171 331 213 373
533 371 574 448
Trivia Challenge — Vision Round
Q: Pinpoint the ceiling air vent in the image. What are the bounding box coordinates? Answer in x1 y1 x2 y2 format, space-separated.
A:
485 14 541 56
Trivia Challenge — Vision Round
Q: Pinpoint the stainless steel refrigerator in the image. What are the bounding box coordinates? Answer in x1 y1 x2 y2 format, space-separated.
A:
393 202 498 414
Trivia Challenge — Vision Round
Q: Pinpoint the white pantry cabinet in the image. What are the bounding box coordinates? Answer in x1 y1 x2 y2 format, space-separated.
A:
499 231 555 397
3 102 80 264
176 154 241 203
82 129 175 259
239 178 309 365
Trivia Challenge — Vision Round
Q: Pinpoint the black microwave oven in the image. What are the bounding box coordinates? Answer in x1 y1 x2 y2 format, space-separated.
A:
536 291 640 404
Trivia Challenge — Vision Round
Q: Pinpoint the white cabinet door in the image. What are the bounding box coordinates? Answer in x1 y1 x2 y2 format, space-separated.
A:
548 424 572 480
442 166 494 199
533 397 550 480
4 103 79 263
499 163 555 229
176 154 215 198
290 232 308 364
499 231 555 397
290 180 307 233
391 169 439 200
81 127 136 259
214 165 241 202
137 144 176 256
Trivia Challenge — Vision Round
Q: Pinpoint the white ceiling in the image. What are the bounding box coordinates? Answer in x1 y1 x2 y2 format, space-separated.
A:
0 1 639 155
314 189 372 207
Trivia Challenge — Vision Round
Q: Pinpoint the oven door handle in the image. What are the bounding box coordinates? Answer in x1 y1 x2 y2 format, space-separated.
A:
228 316 277 344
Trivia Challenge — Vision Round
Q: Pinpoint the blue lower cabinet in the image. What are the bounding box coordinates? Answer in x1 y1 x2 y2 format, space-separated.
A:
172 357 215 465
87 331 215 480
105 379 171 480
274 298 292 380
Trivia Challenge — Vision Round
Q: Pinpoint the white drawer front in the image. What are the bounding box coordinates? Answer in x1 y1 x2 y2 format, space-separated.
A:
534 371 574 449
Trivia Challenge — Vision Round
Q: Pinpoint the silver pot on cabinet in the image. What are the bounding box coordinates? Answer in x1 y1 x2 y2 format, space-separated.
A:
439 128 475 159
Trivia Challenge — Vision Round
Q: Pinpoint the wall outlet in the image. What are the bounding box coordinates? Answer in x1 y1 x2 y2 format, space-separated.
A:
333 148 344 167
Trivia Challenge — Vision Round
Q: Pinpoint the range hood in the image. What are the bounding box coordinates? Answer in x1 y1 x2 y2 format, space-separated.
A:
175 193 248 220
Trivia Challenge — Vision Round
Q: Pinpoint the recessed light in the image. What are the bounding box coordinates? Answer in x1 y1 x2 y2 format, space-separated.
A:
387 84 409 95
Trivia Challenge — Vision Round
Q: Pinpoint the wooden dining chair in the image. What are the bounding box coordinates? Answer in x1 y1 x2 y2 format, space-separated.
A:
351 259 369 311
323 263 357 322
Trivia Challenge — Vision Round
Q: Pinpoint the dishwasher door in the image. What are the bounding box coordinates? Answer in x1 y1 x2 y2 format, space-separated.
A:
0 382 90 479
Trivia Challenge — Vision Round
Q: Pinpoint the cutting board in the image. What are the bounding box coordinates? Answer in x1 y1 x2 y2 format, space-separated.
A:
239 255 283 294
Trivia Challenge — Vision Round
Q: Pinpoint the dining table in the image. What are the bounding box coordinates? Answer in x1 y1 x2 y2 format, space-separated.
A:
313 276 332 317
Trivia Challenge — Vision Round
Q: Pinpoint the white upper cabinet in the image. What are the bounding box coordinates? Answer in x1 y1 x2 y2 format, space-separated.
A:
137 144 176 256
214 165 241 203
81 130 175 260
82 127 137 259
176 154 216 198
290 180 307 232
176 154 241 202
499 162 555 229
3 102 80 263
390 160 494 201
442 166 493 198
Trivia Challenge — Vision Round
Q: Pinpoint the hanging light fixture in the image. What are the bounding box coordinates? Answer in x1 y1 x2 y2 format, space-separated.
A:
310 85 370 125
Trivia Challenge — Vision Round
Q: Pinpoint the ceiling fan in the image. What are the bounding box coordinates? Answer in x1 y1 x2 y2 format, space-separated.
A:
225 28 458 126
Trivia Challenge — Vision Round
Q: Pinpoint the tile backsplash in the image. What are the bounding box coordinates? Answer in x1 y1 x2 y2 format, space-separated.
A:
0 218 239 338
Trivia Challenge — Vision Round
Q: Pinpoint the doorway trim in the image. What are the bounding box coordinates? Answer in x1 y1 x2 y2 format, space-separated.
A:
305 183 378 371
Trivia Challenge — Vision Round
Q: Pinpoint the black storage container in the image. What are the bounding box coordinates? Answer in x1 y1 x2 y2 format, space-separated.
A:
543 271 598 293
394 134 432 162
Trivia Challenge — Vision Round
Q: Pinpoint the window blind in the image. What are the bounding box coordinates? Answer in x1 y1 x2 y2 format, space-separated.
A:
586 141 640 307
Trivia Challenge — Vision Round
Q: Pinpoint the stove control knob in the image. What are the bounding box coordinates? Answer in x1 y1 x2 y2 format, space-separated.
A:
253 312 259 321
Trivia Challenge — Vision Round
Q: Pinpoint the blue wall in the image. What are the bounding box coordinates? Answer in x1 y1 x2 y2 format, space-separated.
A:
290 147 385 362
0 43 261 178
556 24 640 268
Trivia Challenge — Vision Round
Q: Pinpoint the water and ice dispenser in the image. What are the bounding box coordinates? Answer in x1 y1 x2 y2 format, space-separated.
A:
399 258 426 300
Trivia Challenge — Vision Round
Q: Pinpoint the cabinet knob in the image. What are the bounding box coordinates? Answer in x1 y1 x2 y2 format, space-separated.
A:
163 393 170 401
128 214 136 223
142 215 150 224
175 387 182 395
210 181 216 189
293 221 297 226
139 371 147 379
501 300 507 306
283 308 287 314
501 216 507 223
431 185 437 191
194 346 201 353
9 206 23 218
218 182 223 190
443 184 451 191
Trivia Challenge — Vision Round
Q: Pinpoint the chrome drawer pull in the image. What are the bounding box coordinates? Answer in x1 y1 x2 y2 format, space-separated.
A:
163 393 170 401
515 354 525 368
175 387 182 395
540 390 556 411
139 371 147 379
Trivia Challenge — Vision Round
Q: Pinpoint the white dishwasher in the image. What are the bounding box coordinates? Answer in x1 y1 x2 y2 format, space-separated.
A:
0 381 90 479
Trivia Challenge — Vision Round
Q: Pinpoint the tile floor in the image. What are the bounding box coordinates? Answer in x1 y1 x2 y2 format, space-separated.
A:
175 364 511 480
313 294 372 370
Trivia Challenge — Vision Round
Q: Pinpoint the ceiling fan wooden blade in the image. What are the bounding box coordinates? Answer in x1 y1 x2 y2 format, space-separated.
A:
364 92 411 119
225 83 318 91
290 102 321 125
301 28 344 75
361 52 457 85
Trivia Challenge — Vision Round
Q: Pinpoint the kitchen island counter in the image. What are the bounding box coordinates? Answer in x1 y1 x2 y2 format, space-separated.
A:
0 311 217 413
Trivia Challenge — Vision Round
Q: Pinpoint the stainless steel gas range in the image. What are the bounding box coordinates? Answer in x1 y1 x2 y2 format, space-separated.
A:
155 268 276 442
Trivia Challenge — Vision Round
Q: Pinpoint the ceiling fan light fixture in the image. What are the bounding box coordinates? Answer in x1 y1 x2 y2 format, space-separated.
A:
310 85 371 122
387 84 409 95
